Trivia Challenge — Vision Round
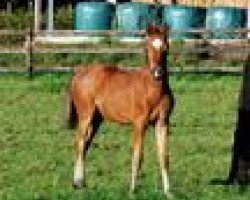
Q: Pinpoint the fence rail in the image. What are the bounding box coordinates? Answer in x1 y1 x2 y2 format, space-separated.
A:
1 28 248 35
0 29 249 76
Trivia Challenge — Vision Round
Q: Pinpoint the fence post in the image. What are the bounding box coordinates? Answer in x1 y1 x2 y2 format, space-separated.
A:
25 27 34 78
248 7 250 38
26 0 35 78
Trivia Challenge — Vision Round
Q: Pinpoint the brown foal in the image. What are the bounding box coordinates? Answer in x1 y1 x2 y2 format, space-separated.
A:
66 24 174 197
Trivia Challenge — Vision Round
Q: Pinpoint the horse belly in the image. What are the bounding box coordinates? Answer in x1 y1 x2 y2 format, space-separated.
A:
96 94 134 124
94 69 146 124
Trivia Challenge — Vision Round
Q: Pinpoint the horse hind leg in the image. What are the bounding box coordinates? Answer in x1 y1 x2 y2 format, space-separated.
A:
82 111 103 156
73 109 103 189
73 114 93 189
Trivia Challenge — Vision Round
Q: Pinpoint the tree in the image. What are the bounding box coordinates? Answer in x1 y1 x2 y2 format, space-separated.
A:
227 54 250 185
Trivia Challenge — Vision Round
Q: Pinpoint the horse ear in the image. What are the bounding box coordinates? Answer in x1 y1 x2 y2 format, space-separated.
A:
146 24 155 35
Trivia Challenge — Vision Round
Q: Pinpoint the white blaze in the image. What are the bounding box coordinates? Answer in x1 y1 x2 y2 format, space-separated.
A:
152 39 163 50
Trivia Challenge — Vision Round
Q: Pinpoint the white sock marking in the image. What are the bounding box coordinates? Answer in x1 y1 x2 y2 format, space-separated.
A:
74 156 83 181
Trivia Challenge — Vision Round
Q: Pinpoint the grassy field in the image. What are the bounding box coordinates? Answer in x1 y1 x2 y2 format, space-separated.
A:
0 73 249 200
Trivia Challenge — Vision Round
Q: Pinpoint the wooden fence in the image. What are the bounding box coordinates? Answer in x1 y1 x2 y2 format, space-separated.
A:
0 29 249 76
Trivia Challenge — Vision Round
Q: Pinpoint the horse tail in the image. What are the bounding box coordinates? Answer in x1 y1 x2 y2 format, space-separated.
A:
66 89 78 129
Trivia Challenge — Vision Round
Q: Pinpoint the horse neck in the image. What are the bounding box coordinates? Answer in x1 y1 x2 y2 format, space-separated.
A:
144 50 171 92
145 48 167 68
146 50 168 75
161 51 168 75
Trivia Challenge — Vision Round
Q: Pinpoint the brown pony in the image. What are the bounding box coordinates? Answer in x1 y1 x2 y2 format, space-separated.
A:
66 24 174 197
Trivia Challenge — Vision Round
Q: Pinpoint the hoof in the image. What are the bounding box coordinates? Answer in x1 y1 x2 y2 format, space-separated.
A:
73 179 85 189
165 192 174 199
129 190 135 199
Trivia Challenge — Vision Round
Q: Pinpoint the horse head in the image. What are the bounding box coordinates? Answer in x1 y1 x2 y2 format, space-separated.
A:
145 24 169 80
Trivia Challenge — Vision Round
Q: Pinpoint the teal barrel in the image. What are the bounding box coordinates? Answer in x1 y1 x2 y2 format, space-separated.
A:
74 2 113 30
116 3 156 40
206 7 247 39
162 5 206 39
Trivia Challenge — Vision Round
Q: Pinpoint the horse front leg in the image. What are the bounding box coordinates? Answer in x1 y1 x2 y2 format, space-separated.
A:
155 120 172 197
131 121 145 194
73 118 91 189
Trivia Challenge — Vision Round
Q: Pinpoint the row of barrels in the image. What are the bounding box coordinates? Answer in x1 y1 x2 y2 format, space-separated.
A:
74 2 247 39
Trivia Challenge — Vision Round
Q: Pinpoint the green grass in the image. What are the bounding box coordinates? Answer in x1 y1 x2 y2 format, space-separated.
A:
0 73 249 200
0 52 244 69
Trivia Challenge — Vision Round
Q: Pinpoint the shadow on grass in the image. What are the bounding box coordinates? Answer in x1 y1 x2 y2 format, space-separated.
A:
210 178 250 195
210 178 229 186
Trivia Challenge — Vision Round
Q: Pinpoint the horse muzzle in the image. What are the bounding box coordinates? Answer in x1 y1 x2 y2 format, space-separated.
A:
150 66 163 80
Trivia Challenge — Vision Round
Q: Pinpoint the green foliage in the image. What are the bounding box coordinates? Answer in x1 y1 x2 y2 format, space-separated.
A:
3 53 144 68
54 6 73 30
0 74 249 200
0 7 71 46
0 34 26 46
0 54 25 68
0 9 33 30
0 7 73 30
169 40 186 72
0 9 32 45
